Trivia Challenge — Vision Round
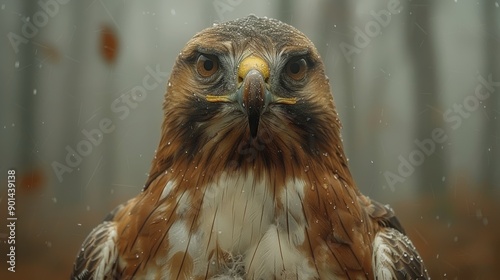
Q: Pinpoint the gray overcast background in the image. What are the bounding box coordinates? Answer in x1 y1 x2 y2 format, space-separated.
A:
0 0 499 278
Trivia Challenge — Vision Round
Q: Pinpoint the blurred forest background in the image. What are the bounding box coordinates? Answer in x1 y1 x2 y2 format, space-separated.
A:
1 0 499 279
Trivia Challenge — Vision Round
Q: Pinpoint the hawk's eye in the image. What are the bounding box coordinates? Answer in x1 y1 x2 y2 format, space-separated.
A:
285 58 307 81
196 54 219 77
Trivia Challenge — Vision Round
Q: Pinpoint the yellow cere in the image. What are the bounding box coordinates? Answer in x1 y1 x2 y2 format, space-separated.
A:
238 55 270 80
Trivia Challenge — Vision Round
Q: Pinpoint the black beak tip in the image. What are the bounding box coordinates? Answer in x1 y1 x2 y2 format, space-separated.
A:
248 114 259 138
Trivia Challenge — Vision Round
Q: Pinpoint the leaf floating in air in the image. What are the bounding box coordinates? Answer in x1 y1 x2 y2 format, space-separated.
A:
41 43 61 64
100 24 119 64
19 167 46 193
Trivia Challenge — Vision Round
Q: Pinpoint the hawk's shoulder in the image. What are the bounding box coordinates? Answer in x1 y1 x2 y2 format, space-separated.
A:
71 205 124 279
363 198 429 279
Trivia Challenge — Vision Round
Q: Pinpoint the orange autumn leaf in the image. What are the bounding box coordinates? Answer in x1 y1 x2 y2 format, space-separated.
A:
19 168 46 192
41 43 61 64
100 24 119 64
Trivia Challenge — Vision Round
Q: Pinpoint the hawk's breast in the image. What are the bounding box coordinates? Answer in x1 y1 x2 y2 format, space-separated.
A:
166 171 319 278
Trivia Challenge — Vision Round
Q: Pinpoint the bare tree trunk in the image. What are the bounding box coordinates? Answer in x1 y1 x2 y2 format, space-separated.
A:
18 2 37 177
480 1 500 191
276 0 294 23
405 0 447 195
320 1 357 175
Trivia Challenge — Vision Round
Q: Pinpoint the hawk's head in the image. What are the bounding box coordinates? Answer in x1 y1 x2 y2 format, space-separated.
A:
147 15 352 189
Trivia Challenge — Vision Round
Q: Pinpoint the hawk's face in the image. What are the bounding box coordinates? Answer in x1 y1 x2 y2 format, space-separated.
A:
148 16 348 188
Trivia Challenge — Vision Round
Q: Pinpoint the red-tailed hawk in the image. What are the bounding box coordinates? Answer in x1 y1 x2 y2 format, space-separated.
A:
72 15 429 279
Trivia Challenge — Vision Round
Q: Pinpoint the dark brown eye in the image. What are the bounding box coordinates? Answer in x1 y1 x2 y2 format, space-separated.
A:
196 54 219 77
285 58 307 80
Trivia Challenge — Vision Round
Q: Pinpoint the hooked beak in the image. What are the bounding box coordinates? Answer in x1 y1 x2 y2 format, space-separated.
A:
206 56 297 138
240 68 266 138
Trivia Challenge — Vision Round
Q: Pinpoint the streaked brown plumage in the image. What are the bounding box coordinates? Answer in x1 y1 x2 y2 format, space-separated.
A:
72 15 429 279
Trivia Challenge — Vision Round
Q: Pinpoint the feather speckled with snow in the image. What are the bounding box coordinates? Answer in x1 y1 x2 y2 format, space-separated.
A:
71 15 429 280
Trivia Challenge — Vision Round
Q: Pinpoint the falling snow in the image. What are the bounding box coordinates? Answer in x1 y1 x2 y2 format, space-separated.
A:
2 1 499 279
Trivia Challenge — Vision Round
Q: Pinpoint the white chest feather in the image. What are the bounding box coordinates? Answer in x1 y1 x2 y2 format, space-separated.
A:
186 172 317 279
